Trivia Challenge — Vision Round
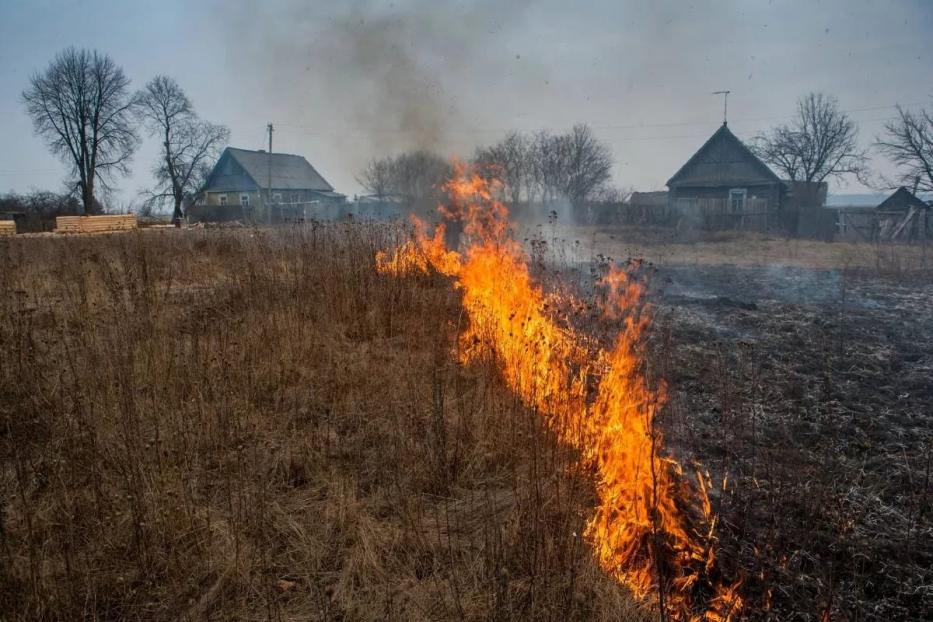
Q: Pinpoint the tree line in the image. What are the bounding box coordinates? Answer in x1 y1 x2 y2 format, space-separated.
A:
20 47 229 220
357 124 620 208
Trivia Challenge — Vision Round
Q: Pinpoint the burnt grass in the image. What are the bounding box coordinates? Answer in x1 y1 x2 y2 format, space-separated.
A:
651 264 933 621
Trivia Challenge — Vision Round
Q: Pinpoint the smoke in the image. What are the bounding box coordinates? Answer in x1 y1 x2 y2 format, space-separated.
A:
220 0 537 189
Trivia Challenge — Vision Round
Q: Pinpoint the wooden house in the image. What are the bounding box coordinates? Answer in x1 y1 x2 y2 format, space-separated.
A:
876 187 930 241
666 123 786 230
191 147 344 223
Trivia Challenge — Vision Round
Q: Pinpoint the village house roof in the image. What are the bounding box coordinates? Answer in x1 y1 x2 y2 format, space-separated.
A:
876 187 929 212
203 147 335 193
667 123 782 188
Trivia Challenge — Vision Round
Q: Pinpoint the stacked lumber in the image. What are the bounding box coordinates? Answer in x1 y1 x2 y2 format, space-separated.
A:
55 214 138 234
0 221 15 236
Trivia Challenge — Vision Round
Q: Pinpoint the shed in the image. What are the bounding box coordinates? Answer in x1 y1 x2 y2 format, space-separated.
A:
876 187 930 241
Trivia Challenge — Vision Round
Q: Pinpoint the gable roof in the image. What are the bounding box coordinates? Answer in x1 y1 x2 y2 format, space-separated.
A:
667 123 782 188
206 147 334 192
876 186 929 212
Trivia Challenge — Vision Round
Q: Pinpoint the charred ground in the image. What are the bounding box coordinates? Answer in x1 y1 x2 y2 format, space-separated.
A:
653 263 933 620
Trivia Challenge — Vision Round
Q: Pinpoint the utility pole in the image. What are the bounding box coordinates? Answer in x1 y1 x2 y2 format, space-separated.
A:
266 123 274 206
713 90 730 125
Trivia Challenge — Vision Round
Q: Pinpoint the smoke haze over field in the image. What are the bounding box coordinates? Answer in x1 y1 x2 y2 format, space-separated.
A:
1 0 932 203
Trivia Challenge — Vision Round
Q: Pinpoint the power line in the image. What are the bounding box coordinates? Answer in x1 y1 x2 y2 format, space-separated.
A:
273 101 927 136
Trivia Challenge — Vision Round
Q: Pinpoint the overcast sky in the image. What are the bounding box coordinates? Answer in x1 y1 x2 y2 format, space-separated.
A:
1 0 931 205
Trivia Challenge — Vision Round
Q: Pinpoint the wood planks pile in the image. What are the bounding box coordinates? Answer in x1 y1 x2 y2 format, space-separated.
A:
0 221 15 236
55 214 138 234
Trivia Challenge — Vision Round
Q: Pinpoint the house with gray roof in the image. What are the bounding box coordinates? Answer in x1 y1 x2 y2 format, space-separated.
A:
666 123 787 230
191 147 344 223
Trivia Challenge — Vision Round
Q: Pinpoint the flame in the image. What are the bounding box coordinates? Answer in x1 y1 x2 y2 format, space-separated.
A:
376 214 461 275
377 162 742 620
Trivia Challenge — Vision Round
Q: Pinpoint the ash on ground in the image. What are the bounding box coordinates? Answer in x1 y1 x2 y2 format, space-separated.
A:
652 265 932 621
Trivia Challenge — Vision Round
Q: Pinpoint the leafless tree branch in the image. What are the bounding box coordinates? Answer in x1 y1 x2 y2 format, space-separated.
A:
752 92 868 184
135 76 229 219
22 48 139 214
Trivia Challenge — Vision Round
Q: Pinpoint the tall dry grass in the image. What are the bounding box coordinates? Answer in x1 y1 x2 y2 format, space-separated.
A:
0 224 643 621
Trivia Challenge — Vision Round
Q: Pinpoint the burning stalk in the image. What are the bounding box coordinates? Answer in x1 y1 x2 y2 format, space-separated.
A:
377 162 743 620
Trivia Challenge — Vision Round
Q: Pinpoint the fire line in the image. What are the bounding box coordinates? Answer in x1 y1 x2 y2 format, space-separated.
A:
376 162 743 621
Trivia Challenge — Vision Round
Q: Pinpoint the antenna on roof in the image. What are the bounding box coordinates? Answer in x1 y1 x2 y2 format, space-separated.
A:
712 90 730 125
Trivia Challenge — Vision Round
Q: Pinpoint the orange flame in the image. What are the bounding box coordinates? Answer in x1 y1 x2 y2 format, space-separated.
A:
377 162 742 620
376 214 461 275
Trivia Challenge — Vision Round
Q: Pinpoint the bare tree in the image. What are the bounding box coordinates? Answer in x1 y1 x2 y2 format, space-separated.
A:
877 104 933 193
356 158 394 200
357 150 451 206
753 92 867 183
590 184 633 204
473 131 532 204
562 124 614 203
22 48 139 214
532 129 569 203
135 76 229 220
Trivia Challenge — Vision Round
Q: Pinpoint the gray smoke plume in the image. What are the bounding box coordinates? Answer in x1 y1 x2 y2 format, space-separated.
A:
220 0 536 187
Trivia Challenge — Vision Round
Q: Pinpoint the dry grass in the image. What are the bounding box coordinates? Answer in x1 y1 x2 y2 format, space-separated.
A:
534 224 933 275
0 224 644 621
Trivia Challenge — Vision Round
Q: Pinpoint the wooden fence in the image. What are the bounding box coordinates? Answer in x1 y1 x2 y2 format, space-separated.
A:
55 214 138 234
674 197 776 231
0 221 15 236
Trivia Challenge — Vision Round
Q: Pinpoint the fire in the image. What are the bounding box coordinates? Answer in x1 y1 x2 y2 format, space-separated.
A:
377 163 742 620
375 214 461 275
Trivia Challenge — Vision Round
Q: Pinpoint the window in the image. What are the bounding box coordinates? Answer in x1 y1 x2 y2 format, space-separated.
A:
729 188 747 213
218 194 227 206
272 192 283 203
240 194 250 207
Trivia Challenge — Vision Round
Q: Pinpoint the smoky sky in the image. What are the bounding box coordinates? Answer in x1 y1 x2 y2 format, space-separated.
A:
1 0 932 202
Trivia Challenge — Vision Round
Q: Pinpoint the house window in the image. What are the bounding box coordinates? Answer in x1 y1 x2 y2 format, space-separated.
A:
729 188 747 213
272 192 283 203
218 194 228 206
240 194 250 207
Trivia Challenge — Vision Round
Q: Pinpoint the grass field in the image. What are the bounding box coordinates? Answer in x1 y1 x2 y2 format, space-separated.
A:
1 223 930 620
0 224 644 621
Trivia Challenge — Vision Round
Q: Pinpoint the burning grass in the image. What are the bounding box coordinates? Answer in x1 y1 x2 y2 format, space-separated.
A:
0 224 645 620
377 165 741 620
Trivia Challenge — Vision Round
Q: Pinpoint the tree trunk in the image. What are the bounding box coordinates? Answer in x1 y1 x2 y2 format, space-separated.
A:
82 180 95 215
173 197 184 222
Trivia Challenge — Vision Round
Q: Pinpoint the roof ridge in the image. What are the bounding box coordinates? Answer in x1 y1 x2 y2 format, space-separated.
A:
204 146 335 193
666 123 781 187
